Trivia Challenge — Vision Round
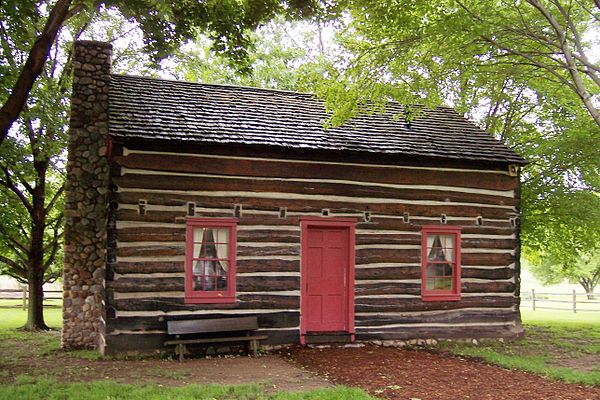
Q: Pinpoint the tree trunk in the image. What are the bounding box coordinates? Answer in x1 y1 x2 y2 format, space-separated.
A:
25 267 48 330
585 290 595 300
579 278 596 300
24 157 50 330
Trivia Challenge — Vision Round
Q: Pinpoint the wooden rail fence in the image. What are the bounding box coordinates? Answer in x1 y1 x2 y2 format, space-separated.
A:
521 289 600 313
0 288 62 310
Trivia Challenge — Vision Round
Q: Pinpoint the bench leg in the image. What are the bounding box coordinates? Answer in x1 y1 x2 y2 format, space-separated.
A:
250 339 258 357
176 344 186 362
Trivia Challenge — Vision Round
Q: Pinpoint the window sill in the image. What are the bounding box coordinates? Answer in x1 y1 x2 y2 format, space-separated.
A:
422 294 461 302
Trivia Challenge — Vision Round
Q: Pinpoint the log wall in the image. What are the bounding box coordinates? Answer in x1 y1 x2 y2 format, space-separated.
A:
102 143 523 353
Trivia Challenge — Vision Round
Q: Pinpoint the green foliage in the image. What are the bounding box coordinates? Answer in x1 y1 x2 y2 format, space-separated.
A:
528 249 600 295
171 17 337 92
99 0 323 72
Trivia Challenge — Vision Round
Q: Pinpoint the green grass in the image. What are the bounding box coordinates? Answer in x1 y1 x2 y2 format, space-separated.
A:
0 303 62 330
443 310 600 386
521 309 600 326
0 305 375 399
0 377 374 400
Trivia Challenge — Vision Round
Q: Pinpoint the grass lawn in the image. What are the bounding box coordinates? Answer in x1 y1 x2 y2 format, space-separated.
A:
0 304 375 399
442 309 600 386
0 302 62 330
0 378 373 400
1 304 599 397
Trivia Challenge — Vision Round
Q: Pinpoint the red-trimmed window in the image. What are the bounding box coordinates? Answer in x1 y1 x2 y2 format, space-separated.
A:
185 218 237 303
421 226 461 302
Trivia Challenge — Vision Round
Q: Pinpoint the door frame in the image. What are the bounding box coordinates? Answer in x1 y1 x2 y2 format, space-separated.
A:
299 217 356 344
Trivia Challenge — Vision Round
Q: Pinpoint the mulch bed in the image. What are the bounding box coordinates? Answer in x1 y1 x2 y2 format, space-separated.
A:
284 345 600 400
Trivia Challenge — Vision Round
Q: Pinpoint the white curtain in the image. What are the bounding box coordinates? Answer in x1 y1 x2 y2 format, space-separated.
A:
215 228 229 272
193 227 205 275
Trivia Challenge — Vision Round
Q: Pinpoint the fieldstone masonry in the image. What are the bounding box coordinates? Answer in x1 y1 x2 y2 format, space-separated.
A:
62 41 112 350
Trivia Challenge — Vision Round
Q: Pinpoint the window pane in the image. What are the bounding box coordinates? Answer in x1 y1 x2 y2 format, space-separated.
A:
427 235 446 261
444 263 453 277
216 243 229 260
193 227 205 243
441 277 453 290
218 261 229 274
426 261 454 291
214 228 229 244
426 277 435 290
193 243 205 258
427 234 454 262
426 263 436 278
192 260 206 275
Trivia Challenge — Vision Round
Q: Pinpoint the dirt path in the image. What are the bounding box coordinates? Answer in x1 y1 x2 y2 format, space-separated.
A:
284 345 600 400
0 334 331 393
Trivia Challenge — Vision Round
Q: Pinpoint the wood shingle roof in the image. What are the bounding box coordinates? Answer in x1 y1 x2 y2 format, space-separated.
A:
109 74 526 165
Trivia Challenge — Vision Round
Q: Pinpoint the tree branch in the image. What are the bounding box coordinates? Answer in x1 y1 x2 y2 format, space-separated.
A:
0 254 27 278
526 0 600 128
0 165 33 212
0 0 76 145
552 0 600 88
7 236 29 255
44 183 64 214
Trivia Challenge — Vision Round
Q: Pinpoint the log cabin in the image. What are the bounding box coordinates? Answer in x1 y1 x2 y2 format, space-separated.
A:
62 41 527 355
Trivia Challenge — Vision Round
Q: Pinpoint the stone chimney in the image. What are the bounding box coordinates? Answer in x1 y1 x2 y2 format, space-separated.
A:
62 41 112 350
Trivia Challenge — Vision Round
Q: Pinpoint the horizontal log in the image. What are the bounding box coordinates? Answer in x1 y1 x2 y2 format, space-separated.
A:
108 276 299 293
237 260 300 273
355 295 516 313
462 238 515 249
356 282 421 296
355 324 522 341
237 245 300 257
107 277 183 292
114 261 183 274
462 268 514 280
114 173 517 207
355 309 519 326
355 234 421 245
462 281 515 293
117 244 183 258
103 312 299 331
105 316 165 333
115 153 518 191
237 294 300 309
118 227 185 242
462 253 515 266
115 193 515 219
354 279 514 296
237 230 300 243
461 226 515 235
236 259 299 273
258 329 300 345
103 333 166 356
238 276 299 292
355 266 421 280
112 297 298 312
356 249 420 265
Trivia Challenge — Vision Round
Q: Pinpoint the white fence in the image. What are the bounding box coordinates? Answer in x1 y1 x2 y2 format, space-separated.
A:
0 288 62 309
521 289 600 313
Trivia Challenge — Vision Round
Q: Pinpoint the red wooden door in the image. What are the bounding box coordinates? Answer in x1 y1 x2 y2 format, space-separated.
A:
304 227 349 332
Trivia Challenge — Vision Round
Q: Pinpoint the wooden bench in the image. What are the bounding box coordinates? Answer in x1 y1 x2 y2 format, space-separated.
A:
164 316 268 361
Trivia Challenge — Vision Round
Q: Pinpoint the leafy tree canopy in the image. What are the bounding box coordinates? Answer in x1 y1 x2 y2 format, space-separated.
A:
528 247 600 297
0 0 323 144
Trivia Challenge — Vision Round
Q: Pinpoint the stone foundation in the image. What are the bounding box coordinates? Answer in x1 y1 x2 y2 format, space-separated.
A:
62 41 112 349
